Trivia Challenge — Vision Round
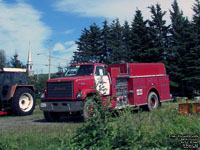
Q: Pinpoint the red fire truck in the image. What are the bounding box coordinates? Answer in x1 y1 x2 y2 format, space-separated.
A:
40 63 171 121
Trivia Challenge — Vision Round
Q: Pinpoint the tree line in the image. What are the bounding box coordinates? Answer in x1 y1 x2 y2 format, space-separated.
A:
73 0 200 97
0 50 26 68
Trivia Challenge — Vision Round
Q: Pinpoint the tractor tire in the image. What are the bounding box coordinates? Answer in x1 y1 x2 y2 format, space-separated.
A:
147 92 159 111
11 87 36 116
44 111 61 122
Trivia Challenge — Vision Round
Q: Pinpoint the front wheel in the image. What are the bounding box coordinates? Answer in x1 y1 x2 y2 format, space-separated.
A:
83 99 98 121
147 92 159 111
11 87 36 116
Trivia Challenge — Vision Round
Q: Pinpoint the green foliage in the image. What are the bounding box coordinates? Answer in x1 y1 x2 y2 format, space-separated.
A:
28 74 48 98
166 0 199 97
70 95 114 150
74 23 102 63
122 21 132 62
130 9 149 63
0 130 73 150
10 53 26 68
69 94 200 149
101 20 112 64
0 49 7 69
108 19 124 63
148 3 170 63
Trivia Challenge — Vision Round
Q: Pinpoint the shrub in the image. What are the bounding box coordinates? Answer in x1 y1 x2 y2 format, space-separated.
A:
70 100 200 150
70 95 114 150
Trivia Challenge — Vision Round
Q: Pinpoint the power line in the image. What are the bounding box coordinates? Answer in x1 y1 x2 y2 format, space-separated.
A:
36 53 70 62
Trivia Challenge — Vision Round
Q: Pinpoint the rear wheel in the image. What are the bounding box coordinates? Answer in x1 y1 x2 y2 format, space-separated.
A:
11 87 36 116
147 92 159 111
44 112 61 122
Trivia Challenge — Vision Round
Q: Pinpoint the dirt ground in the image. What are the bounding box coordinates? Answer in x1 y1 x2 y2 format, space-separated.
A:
0 105 82 132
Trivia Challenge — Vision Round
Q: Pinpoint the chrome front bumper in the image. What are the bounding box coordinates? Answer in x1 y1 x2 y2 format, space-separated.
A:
40 100 84 112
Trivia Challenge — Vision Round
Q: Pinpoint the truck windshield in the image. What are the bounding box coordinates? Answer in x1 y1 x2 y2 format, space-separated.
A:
65 65 94 76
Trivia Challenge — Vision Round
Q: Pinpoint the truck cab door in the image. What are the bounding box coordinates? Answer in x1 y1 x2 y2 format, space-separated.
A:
94 65 110 95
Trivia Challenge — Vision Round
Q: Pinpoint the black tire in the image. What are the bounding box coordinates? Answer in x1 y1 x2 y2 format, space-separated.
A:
147 92 159 111
11 87 36 116
82 99 98 121
44 111 61 122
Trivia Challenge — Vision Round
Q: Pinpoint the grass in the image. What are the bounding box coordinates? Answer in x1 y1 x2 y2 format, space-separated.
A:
71 99 200 150
0 106 82 150
0 100 200 150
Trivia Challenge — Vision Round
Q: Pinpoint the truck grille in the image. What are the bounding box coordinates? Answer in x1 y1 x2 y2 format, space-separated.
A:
47 81 73 98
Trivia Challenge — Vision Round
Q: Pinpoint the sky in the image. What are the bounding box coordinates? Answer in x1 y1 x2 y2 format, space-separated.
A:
0 0 196 74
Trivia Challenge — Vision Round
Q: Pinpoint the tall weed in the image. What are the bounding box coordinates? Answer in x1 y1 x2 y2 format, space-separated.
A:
70 100 200 150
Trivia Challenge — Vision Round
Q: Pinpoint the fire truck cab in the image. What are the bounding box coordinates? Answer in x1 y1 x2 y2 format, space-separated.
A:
40 63 171 121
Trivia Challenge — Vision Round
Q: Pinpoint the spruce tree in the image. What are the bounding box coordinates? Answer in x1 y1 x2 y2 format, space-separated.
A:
122 21 132 62
74 28 90 62
183 0 200 96
100 20 112 64
148 3 170 62
130 9 149 62
168 0 194 96
192 0 200 54
74 24 102 62
10 53 25 68
181 19 197 97
0 50 7 68
109 19 124 63
87 23 102 62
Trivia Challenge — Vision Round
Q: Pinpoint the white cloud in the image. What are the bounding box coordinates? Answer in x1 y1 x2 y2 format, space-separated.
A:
55 0 196 24
53 41 77 53
67 44 77 52
0 1 51 73
54 43 66 52
65 41 75 46
51 41 77 71
64 29 74 34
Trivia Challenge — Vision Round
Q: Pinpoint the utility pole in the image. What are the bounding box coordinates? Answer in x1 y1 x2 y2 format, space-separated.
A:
48 40 52 79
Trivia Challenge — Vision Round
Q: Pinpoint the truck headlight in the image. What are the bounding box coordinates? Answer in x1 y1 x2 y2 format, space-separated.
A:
77 91 82 99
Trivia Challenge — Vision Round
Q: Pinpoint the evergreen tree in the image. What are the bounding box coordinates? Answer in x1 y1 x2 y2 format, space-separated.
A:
168 0 194 96
148 3 170 62
10 53 26 68
100 20 112 64
192 0 200 52
0 50 7 69
183 0 200 96
87 23 102 61
74 24 102 62
130 9 149 62
122 21 132 62
74 28 90 62
108 19 124 63
181 20 197 97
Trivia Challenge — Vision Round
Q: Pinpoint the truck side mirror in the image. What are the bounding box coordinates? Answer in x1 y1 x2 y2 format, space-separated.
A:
104 65 108 75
